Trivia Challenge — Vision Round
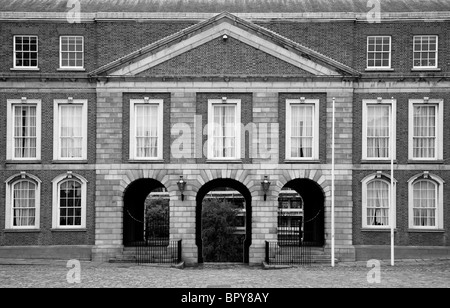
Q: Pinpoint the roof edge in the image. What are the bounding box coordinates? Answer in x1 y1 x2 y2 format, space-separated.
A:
1 11 450 21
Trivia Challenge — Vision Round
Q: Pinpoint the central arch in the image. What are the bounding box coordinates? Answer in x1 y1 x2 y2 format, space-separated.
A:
196 178 252 263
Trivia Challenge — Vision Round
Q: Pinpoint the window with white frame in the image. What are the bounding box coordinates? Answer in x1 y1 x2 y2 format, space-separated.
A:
6 99 41 160
52 173 87 229
60 36 84 69
208 99 241 160
362 99 396 160
367 36 391 69
129 99 163 160
408 173 444 230
413 35 438 69
361 173 396 229
5 173 41 229
53 99 88 160
286 98 319 160
409 99 443 160
13 35 38 69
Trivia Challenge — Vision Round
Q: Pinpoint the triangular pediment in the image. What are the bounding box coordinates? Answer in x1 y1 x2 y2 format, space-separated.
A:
90 12 360 77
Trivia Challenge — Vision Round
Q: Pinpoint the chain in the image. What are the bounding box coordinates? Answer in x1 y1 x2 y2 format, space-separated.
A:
303 209 322 224
126 209 144 224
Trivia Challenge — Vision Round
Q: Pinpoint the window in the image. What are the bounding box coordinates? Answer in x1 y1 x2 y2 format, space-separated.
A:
408 173 444 230
286 99 319 160
409 99 443 160
53 99 88 160
413 36 438 69
207 99 241 160
7 99 41 160
13 35 38 69
362 99 396 160
60 36 84 69
367 36 391 69
5 173 41 229
361 173 396 229
52 173 87 229
129 99 163 160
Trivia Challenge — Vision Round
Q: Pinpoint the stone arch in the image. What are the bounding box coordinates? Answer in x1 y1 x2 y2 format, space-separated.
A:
195 178 252 263
122 177 169 246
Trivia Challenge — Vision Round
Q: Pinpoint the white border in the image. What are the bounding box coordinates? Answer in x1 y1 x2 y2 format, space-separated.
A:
285 98 320 160
6 99 41 161
129 99 164 160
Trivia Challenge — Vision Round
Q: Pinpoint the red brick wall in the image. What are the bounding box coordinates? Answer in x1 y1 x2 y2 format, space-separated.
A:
352 169 450 246
0 169 96 246
0 92 97 164
139 36 313 76
352 92 450 165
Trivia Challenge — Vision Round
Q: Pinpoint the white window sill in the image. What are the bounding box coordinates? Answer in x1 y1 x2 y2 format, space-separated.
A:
51 228 87 232
361 160 397 164
361 228 397 232
365 68 394 72
128 159 165 163
411 68 441 72
57 68 86 72
5 160 41 164
284 159 320 163
53 159 88 164
10 67 40 71
4 229 41 233
408 159 443 164
206 159 243 163
408 229 444 233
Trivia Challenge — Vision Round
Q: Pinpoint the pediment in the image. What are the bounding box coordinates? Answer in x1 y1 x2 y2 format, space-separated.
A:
90 12 360 78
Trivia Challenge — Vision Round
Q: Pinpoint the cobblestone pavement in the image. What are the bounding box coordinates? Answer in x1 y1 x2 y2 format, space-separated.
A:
0 259 449 288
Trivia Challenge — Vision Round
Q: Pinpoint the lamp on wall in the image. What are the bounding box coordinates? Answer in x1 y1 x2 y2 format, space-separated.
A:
261 176 271 201
177 176 186 201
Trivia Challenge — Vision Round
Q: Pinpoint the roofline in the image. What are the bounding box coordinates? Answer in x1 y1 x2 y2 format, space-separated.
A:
1 11 450 22
89 12 360 77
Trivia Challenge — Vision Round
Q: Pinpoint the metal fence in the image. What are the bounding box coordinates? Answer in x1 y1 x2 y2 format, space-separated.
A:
136 239 182 264
265 241 312 265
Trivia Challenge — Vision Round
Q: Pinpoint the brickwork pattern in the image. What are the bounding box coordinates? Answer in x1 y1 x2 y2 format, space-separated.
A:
353 169 450 246
139 36 313 76
0 169 96 246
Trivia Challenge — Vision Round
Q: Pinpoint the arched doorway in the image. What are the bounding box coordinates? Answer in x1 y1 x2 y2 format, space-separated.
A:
196 179 252 263
278 179 325 246
123 178 168 246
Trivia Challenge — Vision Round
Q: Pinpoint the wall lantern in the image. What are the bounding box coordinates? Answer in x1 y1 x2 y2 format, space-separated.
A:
177 176 186 201
261 176 271 201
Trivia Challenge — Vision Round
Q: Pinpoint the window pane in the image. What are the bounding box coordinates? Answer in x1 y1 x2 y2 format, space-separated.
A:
59 104 83 158
59 180 82 226
212 105 236 158
135 104 159 158
366 105 390 158
366 180 390 226
413 180 437 227
290 104 314 158
367 36 390 68
12 180 36 227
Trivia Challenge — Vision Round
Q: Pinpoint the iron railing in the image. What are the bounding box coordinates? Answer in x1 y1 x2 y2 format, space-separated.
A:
136 239 182 264
265 241 312 265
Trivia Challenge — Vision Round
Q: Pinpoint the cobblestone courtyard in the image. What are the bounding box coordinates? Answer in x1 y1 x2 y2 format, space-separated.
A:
0 259 449 288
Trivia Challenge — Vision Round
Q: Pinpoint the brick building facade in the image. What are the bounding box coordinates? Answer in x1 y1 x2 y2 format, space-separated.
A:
1 0 449 264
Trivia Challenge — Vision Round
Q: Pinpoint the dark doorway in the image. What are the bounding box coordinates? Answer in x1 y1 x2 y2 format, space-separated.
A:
196 179 252 263
278 179 325 246
123 179 168 246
